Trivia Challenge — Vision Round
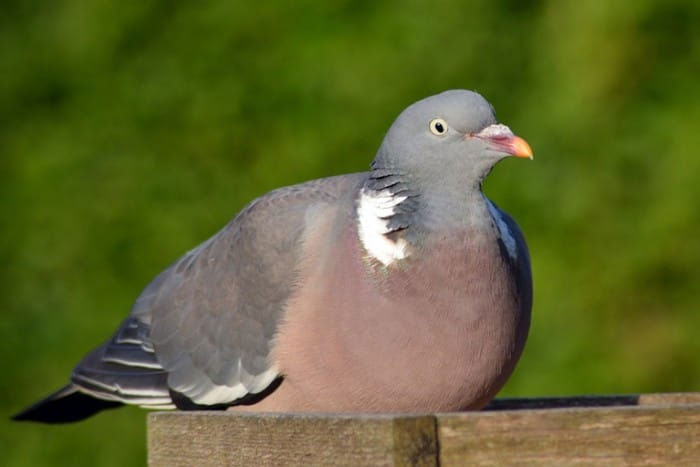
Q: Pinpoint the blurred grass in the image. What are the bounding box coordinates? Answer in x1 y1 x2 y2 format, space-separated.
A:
2 0 699 465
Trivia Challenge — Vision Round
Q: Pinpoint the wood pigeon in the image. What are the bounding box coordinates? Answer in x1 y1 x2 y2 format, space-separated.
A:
13 90 533 423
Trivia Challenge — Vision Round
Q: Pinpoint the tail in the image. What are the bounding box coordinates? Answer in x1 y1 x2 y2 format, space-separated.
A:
12 385 122 424
12 317 175 424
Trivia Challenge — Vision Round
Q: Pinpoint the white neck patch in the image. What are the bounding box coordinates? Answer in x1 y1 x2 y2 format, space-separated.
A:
485 199 518 260
356 188 410 266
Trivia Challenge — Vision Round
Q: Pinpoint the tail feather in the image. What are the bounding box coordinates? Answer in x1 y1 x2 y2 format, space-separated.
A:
12 317 175 423
12 385 122 424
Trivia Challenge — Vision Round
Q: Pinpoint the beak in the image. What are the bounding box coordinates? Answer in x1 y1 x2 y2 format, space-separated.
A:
503 135 534 159
473 124 534 160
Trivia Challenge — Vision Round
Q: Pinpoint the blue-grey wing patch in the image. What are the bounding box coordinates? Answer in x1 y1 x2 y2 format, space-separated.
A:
140 175 361 406
67 174 363 408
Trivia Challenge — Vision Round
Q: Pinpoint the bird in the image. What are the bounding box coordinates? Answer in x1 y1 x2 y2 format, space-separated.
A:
13 89 533 423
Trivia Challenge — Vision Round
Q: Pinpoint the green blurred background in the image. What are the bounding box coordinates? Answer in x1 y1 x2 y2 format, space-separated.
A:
2 0 699 465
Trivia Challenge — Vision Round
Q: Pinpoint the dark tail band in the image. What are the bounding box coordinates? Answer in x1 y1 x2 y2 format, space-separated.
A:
12 385 122 424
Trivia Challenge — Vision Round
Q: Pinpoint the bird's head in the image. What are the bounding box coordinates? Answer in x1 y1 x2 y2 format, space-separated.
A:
372 90 532 190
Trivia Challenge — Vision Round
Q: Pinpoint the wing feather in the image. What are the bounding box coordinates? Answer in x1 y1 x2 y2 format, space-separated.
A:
67 174 364 409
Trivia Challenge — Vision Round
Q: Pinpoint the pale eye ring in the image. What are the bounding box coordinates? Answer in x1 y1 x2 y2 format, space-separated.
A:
429 118 448 136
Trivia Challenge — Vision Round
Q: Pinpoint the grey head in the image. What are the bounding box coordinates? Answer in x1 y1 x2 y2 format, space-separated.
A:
360 90 533 250
371 90 532 191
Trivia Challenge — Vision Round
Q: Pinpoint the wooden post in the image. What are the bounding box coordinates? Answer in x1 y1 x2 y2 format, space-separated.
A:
148 392 700 466
440 403 700 465
148 412 438 466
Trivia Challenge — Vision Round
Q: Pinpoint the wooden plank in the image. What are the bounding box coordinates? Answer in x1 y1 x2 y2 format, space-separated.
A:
148 411 438 467
438 403 700 466
147 393 700 466
637 392 700 406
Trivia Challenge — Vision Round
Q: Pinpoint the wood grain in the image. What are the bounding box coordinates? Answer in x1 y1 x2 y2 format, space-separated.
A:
439 404 700 466
147 393 700 466
148 412 437 467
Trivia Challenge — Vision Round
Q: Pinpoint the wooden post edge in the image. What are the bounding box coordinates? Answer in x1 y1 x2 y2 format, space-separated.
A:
148 411 438 467
147 392 700 466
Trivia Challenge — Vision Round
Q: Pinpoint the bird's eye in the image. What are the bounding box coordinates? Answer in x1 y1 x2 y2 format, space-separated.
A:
429 118 448 136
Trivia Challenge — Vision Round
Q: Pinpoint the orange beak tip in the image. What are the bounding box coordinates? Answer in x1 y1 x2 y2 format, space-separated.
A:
511 136 534 160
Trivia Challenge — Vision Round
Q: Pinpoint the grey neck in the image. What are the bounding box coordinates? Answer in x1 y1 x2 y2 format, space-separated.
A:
363 163 494 246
